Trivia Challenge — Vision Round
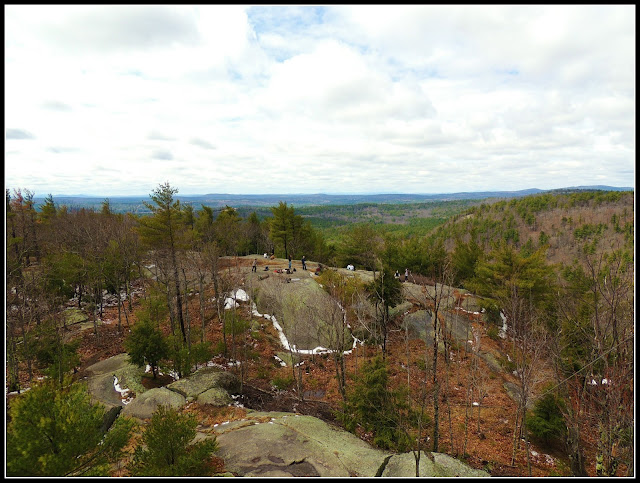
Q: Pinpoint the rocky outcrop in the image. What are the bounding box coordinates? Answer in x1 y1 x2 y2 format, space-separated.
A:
121 387 186 419
381 452 489 477
210 411 490 477
166 366 240 400
85 353 144 410
86 355 488 477
85 355 239 417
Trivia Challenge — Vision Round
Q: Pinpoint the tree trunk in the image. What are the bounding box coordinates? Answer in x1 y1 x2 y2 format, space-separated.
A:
199 276 206 343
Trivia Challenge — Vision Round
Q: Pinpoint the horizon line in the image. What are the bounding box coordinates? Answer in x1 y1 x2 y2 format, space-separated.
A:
27 185 634 198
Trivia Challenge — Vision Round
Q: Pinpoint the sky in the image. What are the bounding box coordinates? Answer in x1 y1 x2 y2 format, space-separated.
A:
4 5 636 196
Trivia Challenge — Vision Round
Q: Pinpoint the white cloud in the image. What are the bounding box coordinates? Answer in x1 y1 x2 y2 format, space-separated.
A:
4 5 635 196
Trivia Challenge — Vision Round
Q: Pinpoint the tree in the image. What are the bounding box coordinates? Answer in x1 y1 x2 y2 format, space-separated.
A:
269 201 298 257
128 405 218 476
554 245 634 476
137 182 188 343
125 316 169 379
6 377 134 476
526 389 567 448
315 269 355 401
338 356 410 451
39 193 57 223
125 285 170 378
214 205 243 255
339 223 383 271
365 268 404 358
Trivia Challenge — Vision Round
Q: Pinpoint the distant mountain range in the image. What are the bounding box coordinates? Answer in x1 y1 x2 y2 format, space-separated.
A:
32 186 633 213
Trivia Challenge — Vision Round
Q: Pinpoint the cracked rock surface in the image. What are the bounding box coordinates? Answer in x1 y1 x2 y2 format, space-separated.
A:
210 411 490 477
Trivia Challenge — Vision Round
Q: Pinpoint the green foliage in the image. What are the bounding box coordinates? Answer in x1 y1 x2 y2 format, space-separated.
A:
271 374 295 390
31 322 80 383
337 223 383 270
337 356 411 451
365 269 404 312
6 377 134 476
165 337 213 378
137 182 190 252
526 390 567 447
128 405 218 476
125 287 170 377
43 251 87 300
486 325 500 341
573 223 607 240
470 242 555 314
451 235 483 285
125 316 169 378
39 193 57 223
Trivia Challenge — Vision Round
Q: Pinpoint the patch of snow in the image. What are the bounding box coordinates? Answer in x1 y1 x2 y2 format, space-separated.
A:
499 311 508 339
455 306 481 315
472 401 480 406
231 288 249 301
113 375 133 405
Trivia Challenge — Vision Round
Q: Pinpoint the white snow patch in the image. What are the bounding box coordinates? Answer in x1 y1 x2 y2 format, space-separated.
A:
113 375 133 405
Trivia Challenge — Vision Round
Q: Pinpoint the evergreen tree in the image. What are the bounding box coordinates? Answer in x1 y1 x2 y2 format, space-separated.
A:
137 182 188 342
338 356 410 451
128 405 218 476
39 193 57 223
269 201 300 257
6 377 134 476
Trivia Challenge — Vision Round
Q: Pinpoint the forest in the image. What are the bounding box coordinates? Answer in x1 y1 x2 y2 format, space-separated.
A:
5 183 634 477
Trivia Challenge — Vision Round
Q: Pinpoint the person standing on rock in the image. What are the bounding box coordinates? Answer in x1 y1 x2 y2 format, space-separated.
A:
404 268 409 282
252 258 257 273
288 255 292 271
302 255 307 270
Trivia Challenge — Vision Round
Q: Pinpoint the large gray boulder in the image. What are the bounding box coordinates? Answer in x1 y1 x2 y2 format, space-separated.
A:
213 411 389 477
86 353 144 410
210 411 489 477
197 387 233 406
167 366 240 400
121 387 186 420
381 452 489 477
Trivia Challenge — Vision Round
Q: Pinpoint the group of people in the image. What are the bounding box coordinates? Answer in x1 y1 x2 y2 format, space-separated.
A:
395 268 410 282
252 254 307 273
253 256 409 282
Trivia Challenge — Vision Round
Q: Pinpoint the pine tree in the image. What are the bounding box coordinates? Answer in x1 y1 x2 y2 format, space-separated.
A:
128 406 218 476
6 377 134 476
137 182 188 342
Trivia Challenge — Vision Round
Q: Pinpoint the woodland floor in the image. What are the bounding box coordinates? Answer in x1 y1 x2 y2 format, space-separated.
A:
10 256 617 477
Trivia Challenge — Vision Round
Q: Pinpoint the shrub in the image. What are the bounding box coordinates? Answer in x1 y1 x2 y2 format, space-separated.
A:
6 377 134 476
487 325 500 341
128 405 218 476
526 391 567 447
336 356 411 451
124 317 169 378
271 374 295 390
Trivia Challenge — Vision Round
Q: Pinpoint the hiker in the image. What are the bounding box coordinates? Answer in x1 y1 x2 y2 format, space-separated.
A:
404 268 409 282
288 255 292 270
302 255 307 270
395 270 400 279
252 259 257 272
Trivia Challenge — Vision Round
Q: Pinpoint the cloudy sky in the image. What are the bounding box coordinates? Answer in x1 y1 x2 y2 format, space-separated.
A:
5 5 635 196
